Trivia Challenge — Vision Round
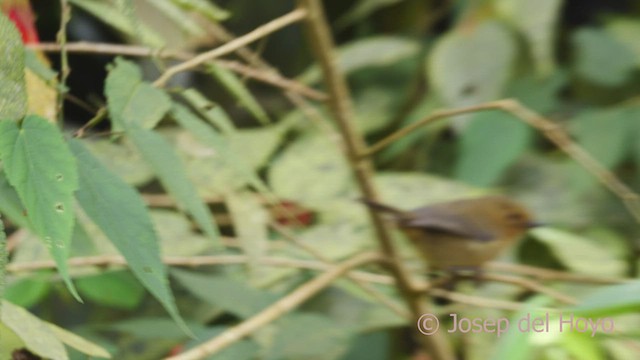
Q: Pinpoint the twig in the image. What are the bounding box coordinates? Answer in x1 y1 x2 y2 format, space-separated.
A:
480 273 578 305
28 42 326 101
153 8 308 87
488 262 628 285
165 252 383 360
295 1 454 359
429 289 554 313
361 99 640 223
55 0 71 123
6 254 393 285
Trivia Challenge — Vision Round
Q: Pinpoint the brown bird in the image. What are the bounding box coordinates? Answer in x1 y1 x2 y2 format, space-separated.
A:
361 195 537 272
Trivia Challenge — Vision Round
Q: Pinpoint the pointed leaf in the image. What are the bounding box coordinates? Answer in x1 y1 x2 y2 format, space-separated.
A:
47 323 111 358
128 126 220 244
105 58 170 129
1 300 68 360
0 115 79 300
0 12 27 120
70 139 191 332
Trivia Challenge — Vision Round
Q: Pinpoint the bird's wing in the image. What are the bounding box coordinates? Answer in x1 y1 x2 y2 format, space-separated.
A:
402 206 497 242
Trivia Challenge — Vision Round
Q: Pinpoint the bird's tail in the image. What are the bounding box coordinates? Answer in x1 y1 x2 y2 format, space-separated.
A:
358 198 405 217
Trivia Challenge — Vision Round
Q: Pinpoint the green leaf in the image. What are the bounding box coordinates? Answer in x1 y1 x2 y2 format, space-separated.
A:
179 89 235 134
606 18 640 66
81 138 154 186
570 107 634 191
1 300 68 360
429 21 515 109
145 0 207 37
572 28 636 86
335 0 403 29
0 115 80 300
170 0 230 21
496 0 563 75
47 323 111 358
226 192 268 279
77 271 145 309
70 138 194 331
300 36 420 83
108 317 206 340
171 269 277 318
572 281 640 317
5 275 51 308
207 63 270 125
455 110 532 186
127 126 219 243
269 134 351 207
68 0 164 47
0 171 28 228
0 12 27 120
105 58 171 130
265 313 351 360
530 227 626 277
0 215 5 310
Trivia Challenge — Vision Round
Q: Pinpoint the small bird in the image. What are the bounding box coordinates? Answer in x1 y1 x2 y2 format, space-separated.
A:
361 195 537 272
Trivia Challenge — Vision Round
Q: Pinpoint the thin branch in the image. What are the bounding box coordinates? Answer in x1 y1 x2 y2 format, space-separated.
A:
295 1 454 359
361 99 640 223
488 262 629 285
55 0 71 123
6 254 393 285
28 42 326 101
165 252 383 360
153 8 308 87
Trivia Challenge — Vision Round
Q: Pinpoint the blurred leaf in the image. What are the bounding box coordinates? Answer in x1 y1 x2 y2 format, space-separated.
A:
265 313 351 360
1 300 68 360
226 192 269 279
207 63 270 125
530 227 626 277
81 138 154 186
5 275 51 308
572 28 636 86
24 50 58 84
0 115 79 300
48 323 111 358
573 281 640 317
429 21 515 110
0 171 28 227
145 0 206 37
108 317 205 340
570 107 634 191
183 326 258 360
508 71 567 113
105 58 170 130
228 125 287 169
354 87 397 133
560 331 604 360
297 222 372 260
127 126 219 243
77 271 145 309
496 0 563 75
335 0 402 29
455 110 532 186
269 134 351 207
300 36 420 83
0 215 5 309
606 18 640 66
0 322 24 360
340 331 391 360
68 0 164 47
71 139 191 331
0 12 26 120
170 0 230 22
171 269 278 318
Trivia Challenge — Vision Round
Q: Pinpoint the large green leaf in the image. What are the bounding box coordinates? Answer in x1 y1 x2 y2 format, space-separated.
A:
606 18 640 66
455 110 532 186
573 281 640 317
496 0 563 75
0 116 79 300
71 139 191 332
0 12 27 120
429 21 515 110
572 28 636 86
